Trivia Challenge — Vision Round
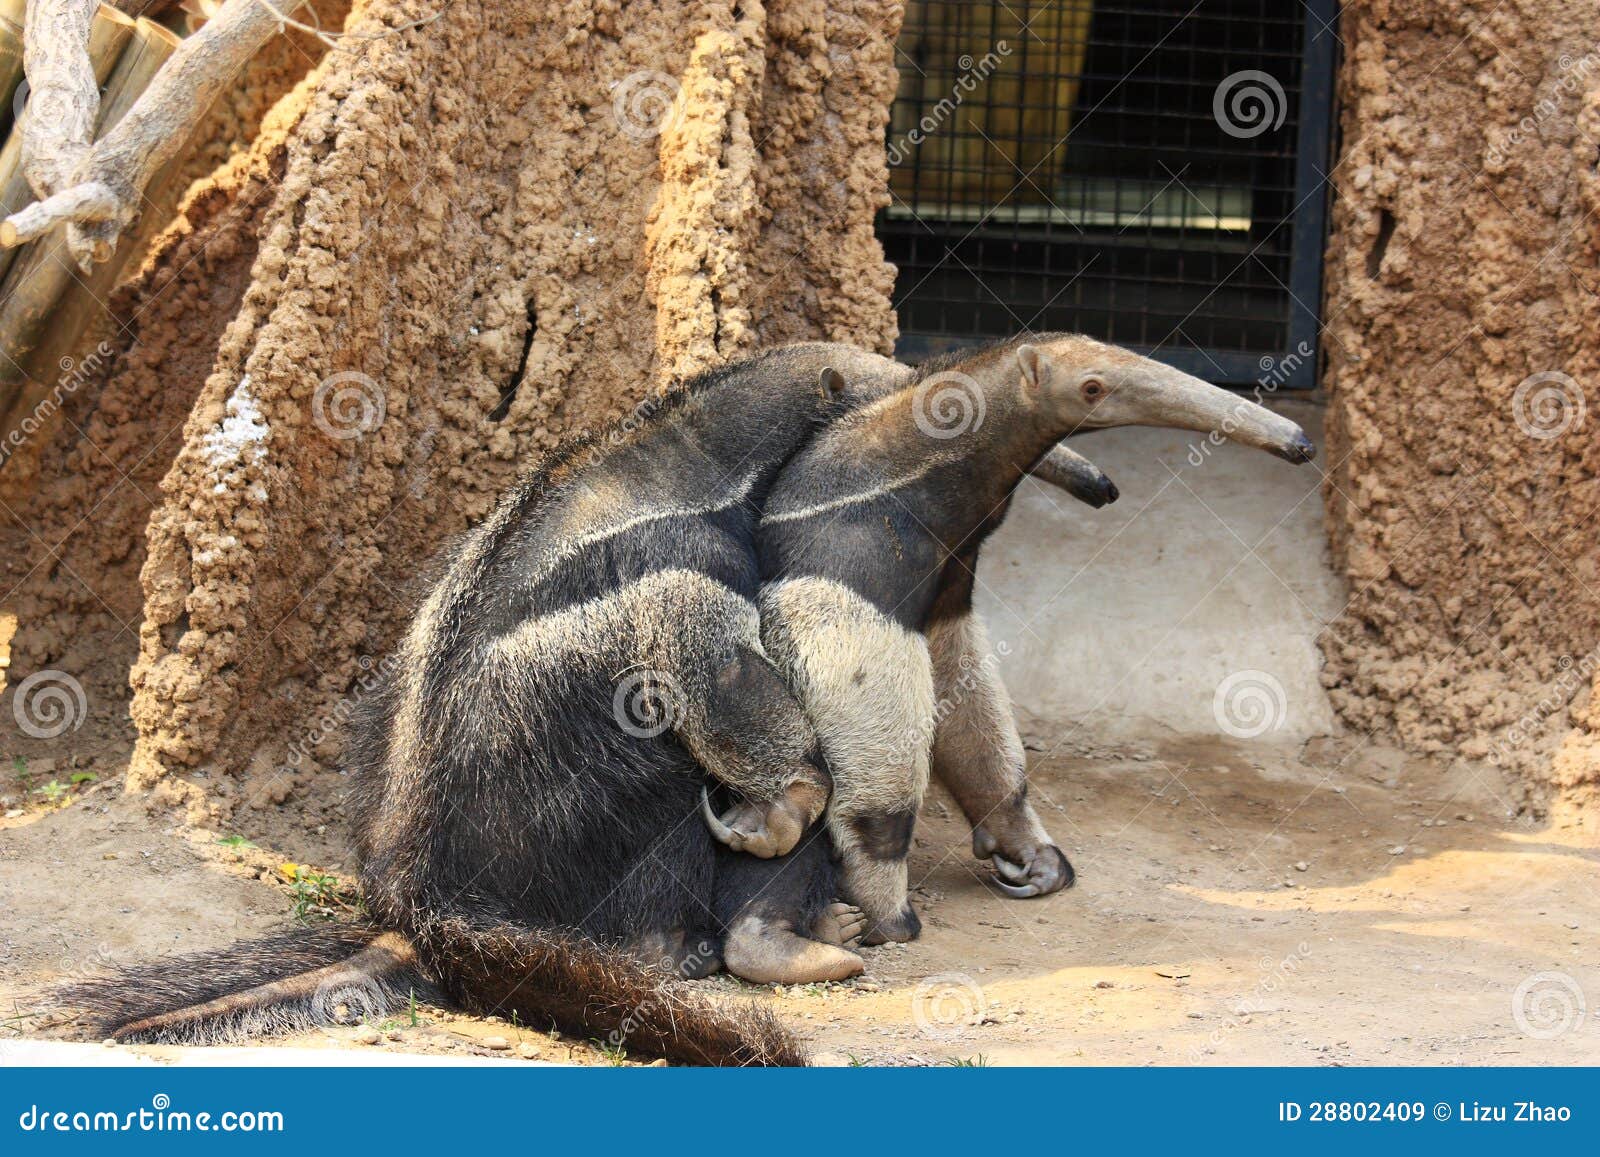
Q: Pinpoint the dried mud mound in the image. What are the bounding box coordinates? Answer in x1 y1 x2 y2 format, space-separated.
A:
0 5 346 783
2 0 900 835
1321 0 1600 811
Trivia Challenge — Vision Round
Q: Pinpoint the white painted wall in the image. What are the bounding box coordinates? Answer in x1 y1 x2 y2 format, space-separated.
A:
974 400 1341 750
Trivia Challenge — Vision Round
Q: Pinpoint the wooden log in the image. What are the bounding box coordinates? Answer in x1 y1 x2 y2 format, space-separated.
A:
0 3 132 280
0 14 171 425
3 0 302 266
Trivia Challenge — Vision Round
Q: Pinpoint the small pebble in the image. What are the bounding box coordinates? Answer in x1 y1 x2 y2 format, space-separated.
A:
1294 861 1309 872
101 1039 117 1048
648 1058 669 1067
353 1026 381 1045
482 1035 510 1050
516 1042 539 1060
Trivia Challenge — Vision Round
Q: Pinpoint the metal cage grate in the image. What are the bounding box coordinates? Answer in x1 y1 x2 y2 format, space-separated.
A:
879 0 1338 387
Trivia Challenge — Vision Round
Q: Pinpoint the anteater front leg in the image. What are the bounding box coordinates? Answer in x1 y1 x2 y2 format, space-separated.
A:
925 609 1074 898
760 578 936 944
675 643 833 859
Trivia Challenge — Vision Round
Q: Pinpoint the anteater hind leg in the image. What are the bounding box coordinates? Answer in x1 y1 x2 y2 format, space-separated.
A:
675 644 832 859
625 928 724 980
714 825 864 984
926 610 1073 898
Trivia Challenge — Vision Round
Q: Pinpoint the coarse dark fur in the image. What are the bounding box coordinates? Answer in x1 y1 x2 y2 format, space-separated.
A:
56 342 1123 1063
61 345 907 1066
750 334 1315 941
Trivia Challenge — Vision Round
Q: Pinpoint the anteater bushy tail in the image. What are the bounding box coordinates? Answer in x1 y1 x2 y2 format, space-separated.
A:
58 922 429 1045
412 913 806 1067
58 917 804 1066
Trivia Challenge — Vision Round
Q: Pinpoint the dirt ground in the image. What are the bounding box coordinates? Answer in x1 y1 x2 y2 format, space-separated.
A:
4 733 1595 1066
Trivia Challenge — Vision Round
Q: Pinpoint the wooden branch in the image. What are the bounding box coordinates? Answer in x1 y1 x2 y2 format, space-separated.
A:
0 5 131 283
4 0 301 268
20 0 103 199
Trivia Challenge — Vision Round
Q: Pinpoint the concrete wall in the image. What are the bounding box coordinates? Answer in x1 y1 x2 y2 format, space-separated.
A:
977 400 1339 749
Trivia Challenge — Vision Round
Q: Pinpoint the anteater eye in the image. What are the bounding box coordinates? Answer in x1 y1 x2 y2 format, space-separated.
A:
1082 378 1106 401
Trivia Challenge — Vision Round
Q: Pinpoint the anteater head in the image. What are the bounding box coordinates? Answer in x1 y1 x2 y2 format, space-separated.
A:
1016 335 1316 465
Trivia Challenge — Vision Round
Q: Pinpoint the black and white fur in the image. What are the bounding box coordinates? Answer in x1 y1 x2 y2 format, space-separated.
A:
57 343 1122 1062
748 334 1315 942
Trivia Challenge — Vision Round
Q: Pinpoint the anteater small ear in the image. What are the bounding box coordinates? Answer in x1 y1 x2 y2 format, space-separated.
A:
819 367 845 398
1017 344 1046 391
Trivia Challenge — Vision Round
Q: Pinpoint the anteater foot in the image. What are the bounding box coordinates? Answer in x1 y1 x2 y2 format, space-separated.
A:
701 780 826 859
988 843 1074 898
810 902 867 949
723 915 864 984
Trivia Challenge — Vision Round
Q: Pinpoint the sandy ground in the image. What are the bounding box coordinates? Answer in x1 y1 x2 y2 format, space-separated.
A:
3 734 1595 1066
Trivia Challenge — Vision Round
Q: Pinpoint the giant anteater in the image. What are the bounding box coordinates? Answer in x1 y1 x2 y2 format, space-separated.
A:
59 344 1117 1065
722 335 1316 943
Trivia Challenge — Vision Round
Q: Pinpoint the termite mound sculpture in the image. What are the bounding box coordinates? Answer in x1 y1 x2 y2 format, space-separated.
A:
0 0 902 836
1321 0 1600 818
